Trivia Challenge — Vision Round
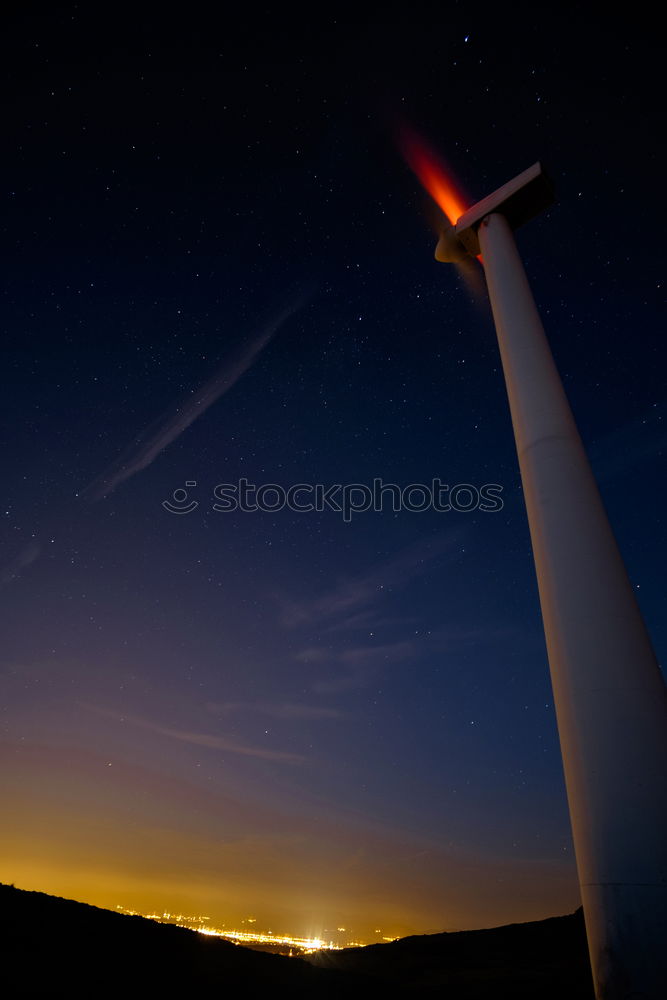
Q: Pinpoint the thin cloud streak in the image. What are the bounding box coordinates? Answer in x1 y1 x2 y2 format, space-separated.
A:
149 723 305 763
84 706 305 763
282 535 462 694
279 533 459 629
300 639 422 694
207 700 345 720
0 541 41 587
85 290 311 500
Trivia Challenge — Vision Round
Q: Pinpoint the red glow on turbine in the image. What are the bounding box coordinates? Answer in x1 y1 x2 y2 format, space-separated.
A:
398 126 468 226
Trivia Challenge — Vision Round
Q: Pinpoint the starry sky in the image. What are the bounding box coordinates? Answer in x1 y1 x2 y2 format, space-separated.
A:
1 6 665 941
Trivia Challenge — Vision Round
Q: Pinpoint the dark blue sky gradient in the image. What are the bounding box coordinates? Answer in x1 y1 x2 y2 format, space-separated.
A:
1 5 665 938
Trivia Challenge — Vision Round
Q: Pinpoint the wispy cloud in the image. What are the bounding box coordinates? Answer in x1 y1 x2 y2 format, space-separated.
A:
305 639 421 693
0 541 41 586
85 290 312 500
278 535 461 695
321 611 419 634
85 706 305 763
278 534 458 630
147 723 305 763
206 700 345 720
295 640 418 667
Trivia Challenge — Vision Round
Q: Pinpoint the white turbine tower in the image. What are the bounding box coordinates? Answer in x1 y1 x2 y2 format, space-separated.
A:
435 164 667 1000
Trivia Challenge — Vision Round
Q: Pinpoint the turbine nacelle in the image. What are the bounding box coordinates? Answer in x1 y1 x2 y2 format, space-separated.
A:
434 225 469 263
435 162 555 261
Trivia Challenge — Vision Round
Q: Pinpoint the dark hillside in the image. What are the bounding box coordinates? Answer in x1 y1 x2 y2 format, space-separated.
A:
0 884 361 997
1 883 594 998
308 908 595 998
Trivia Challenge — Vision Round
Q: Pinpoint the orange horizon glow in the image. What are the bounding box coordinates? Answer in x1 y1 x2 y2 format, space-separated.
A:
398 125 469 226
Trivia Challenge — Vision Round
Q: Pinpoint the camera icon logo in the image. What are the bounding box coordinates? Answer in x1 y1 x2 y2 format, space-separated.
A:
162 481 199 514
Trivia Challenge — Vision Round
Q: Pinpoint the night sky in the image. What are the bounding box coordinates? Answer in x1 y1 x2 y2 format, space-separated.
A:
2 6 665 941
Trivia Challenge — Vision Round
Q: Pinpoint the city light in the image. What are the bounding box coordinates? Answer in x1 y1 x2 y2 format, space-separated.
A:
114 905 384 953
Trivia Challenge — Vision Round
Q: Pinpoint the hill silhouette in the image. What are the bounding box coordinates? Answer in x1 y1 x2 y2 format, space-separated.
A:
1 883 594 997
308 908 595 998
0 884 359 997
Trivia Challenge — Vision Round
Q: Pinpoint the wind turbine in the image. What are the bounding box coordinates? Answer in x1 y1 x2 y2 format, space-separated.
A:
405 136 667 1000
